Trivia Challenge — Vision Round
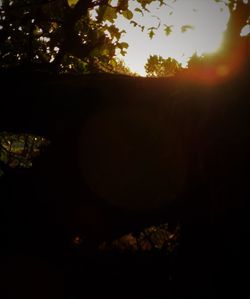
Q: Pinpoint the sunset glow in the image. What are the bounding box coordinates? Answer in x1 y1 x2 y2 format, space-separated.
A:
115 0 231 76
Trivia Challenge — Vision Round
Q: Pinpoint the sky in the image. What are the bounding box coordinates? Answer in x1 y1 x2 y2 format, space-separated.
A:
114 0 231 76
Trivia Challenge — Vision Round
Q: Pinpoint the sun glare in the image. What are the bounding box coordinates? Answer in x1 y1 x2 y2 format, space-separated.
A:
115 0 230 76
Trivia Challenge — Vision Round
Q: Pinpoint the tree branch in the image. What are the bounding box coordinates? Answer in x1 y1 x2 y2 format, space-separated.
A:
52 0 96 70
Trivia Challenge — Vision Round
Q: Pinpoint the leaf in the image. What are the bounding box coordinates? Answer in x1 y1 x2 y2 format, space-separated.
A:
119 42 129 49
97 5 117 23
138 0 151 12
164 25 173 36
67 0 79 7
116 42 129 56
120 49 127 56
118 0 129 11
181 25 194 33
130 20 138 27
122 9 133 20
134 7 144 16
149 30 155 39
104 6 118 23
108 25 122 40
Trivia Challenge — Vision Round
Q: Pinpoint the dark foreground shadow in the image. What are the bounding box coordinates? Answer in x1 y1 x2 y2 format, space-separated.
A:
0 70 249 298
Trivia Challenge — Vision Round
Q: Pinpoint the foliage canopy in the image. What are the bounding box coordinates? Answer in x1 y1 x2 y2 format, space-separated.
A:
0 0 166 74
145 55 182 77
0 0 248 75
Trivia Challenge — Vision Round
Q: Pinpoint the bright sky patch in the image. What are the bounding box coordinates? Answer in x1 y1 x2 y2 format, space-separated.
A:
115 0 230 76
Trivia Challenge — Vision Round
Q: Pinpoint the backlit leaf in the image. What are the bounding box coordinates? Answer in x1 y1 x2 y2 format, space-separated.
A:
97 5 117 23
164 25 173 36
103 6 118 23
122 9 133 20
181 25 194 33
67 0 79 8
130 20 138 27
135 7 144 16
149 30 155 39
119 42 129 49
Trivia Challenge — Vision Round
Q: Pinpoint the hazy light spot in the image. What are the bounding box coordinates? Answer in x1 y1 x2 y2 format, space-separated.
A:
38 36 50 43
72 236 82 245
216 65 230 77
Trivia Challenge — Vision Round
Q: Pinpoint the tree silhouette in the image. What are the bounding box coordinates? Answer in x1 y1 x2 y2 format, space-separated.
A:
0 0 164 73
183 1 249 81
145 55 182 77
